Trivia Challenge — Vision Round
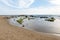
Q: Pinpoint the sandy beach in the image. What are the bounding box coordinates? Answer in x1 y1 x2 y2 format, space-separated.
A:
0 16 60 40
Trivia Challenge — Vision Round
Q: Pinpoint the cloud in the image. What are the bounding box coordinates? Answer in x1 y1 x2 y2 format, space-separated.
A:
0 0 60 15
19 0 35 8
49 0 60 5
0 6 60 15
1 0 35 8
25 6 60 15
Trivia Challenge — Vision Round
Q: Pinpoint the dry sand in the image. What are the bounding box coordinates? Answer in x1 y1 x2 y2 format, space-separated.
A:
0 16 60 40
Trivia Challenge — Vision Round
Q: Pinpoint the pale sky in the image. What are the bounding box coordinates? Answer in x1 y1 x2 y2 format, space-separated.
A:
0 0 60 15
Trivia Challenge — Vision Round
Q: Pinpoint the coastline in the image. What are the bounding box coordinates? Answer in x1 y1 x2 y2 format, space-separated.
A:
0 16 60 40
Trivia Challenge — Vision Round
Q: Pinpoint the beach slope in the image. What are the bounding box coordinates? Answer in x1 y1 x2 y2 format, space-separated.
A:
0 16 60 40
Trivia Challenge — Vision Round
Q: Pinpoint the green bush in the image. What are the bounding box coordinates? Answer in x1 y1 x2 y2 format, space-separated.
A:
17 18 23 24
45 17 55 22
51 17 55 20
28 18 30 20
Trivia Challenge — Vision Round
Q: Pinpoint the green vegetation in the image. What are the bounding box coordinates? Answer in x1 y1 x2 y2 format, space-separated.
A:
45 17 55 22
16 16 35 24
40 16 48 18
28 17 35 20
28 18 30 20
25 16 28 18
17 18 23 24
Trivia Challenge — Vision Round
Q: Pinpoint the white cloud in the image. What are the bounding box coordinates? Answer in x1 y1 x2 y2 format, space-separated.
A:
26 6 60 15
1 0 16 8
19 0 34 8
1 0 34 8
0 0 60 15
0 6 60 15
49 0 60 5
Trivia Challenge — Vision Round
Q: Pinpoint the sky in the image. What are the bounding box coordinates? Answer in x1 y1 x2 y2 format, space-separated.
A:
0 0 60 15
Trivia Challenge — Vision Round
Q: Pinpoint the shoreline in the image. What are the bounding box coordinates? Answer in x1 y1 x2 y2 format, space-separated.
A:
0 16 60 40
8 16 60 34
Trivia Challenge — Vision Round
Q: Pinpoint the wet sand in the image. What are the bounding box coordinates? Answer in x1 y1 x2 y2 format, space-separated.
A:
0 16 60 40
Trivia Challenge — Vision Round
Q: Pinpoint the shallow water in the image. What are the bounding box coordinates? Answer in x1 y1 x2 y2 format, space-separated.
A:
8 17 60 34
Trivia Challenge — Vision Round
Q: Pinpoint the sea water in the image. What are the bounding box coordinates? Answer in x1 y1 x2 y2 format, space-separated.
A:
8 15 60 35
